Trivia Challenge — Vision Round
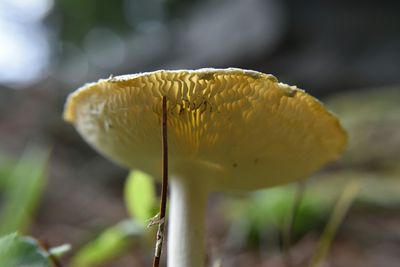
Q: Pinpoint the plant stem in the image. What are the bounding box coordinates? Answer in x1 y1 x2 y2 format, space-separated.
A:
152 96 169 267
168 177 209 267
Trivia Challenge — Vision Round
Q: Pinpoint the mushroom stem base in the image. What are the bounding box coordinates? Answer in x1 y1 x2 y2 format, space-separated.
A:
168 176 209 267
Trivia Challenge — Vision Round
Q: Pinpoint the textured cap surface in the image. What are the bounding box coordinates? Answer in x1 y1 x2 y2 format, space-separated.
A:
64 68 347 191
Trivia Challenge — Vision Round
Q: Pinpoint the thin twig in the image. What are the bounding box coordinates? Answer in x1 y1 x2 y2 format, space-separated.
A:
282 181 306 267
152 96 169 267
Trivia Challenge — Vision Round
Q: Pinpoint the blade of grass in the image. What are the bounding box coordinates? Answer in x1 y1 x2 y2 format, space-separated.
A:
309 180 360 267
282 181 306 267
70 220 144 267
124 170 157 224
0 146 49 234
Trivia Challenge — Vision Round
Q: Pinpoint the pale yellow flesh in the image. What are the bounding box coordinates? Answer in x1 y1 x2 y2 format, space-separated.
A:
64 68 347 191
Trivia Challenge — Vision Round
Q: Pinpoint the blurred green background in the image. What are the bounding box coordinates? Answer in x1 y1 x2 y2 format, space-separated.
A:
0 0 399 266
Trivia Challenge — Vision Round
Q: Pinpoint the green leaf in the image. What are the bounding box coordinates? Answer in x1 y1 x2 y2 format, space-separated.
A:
0 146 50 235
0 233 52 267
70 220 144 267
124 170 157 224
224 184 334 247
245 186 330 231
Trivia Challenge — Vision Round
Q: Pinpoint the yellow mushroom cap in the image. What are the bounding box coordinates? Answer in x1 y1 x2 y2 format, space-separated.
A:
63 68 347 191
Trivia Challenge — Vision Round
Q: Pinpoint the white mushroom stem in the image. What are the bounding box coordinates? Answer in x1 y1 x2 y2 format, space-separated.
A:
168 176 209 267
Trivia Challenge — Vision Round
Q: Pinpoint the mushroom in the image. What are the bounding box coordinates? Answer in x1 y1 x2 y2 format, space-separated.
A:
63 68 347 267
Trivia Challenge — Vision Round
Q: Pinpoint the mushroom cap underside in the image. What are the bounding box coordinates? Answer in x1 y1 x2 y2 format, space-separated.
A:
64 68 347 191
